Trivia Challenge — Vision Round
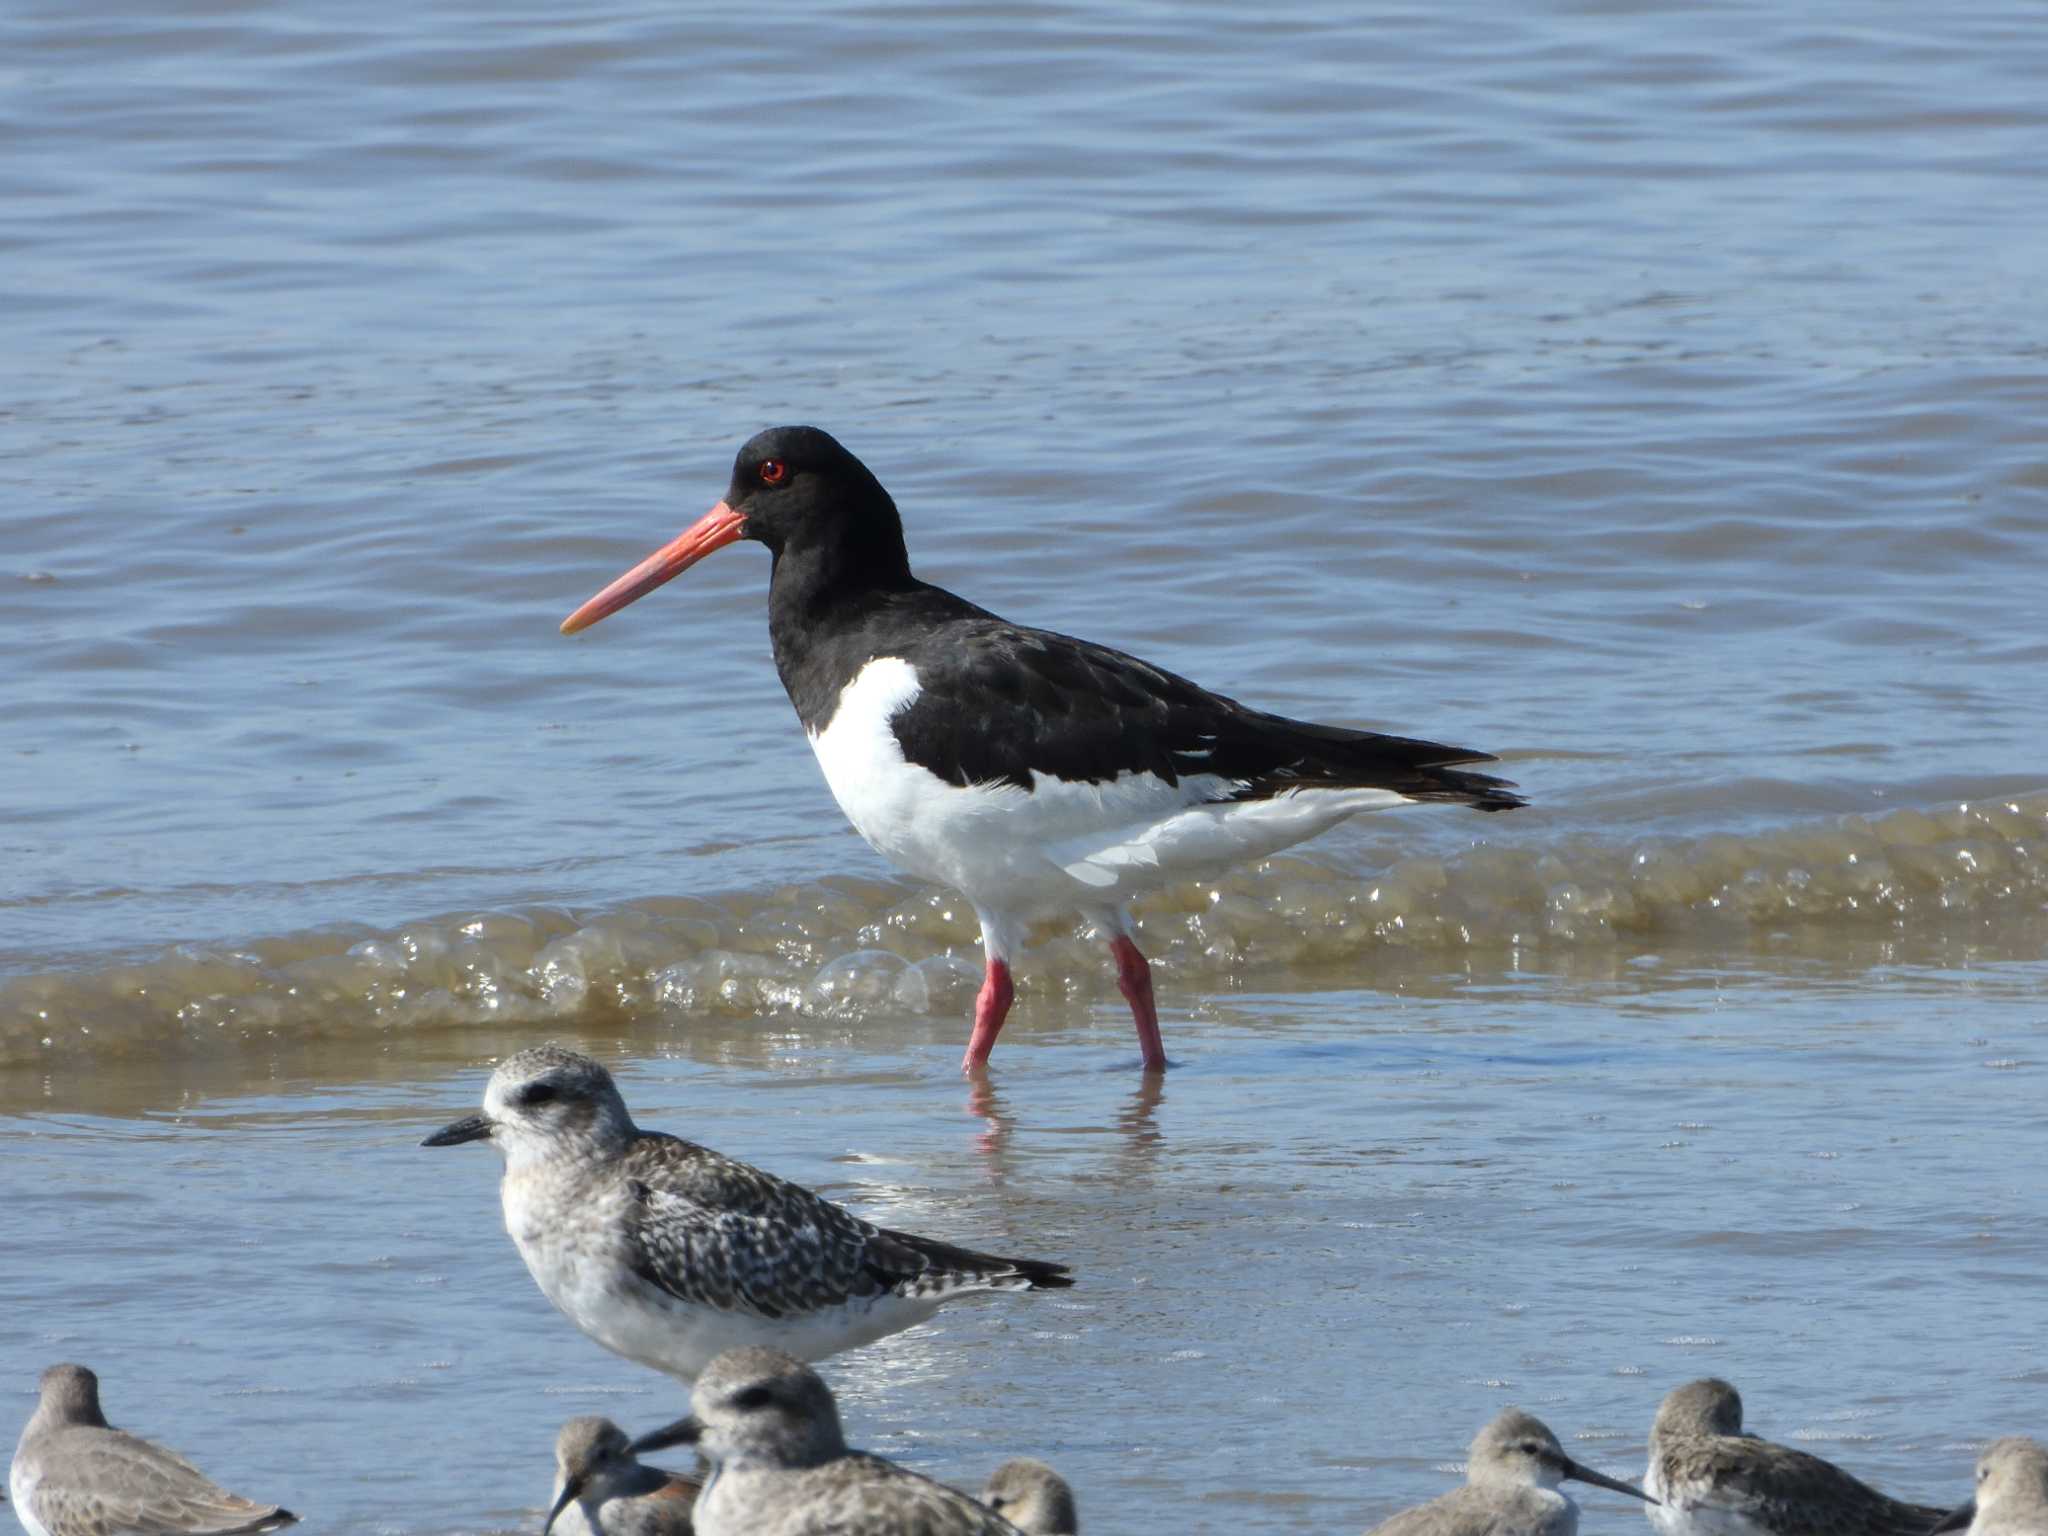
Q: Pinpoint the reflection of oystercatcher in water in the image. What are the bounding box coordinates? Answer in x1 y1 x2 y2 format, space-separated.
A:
563 426 1525 1074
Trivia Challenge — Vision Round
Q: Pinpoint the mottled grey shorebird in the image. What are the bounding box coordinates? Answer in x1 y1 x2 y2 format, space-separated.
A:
1931 1438 2048 1536
628 1347 1025 1536
546 1416 700 1536
1644 1378 1946 1536
422 1045 1073 1381
980 1459 1077 1536
8 1364 296 1536
1366 1408 1655 1536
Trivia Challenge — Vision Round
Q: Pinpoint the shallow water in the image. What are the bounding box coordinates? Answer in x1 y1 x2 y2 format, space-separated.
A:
6 977 2041 1533
4 0 2046 1530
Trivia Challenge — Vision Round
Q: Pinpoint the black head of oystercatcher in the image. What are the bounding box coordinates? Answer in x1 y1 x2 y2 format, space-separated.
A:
563 426 1525 1075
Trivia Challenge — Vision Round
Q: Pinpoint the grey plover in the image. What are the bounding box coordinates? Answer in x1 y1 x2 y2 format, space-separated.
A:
423 1045 1072 1381
8 1364 296 1536
1366 1408 1654 1536
628 1346 1026 1536
547 1415 700 1536
1931 1438 2048 1536
980 1459 1077 1535
1644 1378 1946 1536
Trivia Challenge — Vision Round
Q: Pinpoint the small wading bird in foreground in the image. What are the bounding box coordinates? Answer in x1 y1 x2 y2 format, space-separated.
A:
626 1347 1030 1536
1931 1438 2048 1536
422 1045 1072 1382
1644 1378 1947 1536
562 425 1523 1074
979 1459 1079 1536
9 1364 296 1536
545 1416 700 1536
1364 1407 1655 1536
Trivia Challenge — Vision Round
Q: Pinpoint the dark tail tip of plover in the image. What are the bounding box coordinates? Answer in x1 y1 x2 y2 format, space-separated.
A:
1013 1257 1074 1290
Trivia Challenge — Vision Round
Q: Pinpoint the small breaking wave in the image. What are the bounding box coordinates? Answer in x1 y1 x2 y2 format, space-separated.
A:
2 795 2042 1066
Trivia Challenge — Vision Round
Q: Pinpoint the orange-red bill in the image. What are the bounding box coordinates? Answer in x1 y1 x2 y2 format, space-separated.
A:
559 501 746 635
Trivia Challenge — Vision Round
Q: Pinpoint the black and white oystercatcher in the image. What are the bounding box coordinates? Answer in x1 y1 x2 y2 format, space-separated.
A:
561 426 1524 1073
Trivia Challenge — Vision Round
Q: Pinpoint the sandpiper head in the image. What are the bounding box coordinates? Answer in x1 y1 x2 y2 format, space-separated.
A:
34 1364 108 1428
981 1457 1078 1536
1935 1437 2048 1533
629 1347 847 1472
421 1044 636 1164
1467 1409 1656 1505
559 425 903 636
1653 1378 1745 1441
546 1416 634 1536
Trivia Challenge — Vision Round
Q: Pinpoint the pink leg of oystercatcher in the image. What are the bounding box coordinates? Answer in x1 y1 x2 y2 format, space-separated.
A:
962 957 1014 1073
1111 934 1168 1071
960 938 1167 1073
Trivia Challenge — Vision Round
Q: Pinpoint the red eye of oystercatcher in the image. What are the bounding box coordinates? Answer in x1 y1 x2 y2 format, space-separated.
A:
759 459 787 486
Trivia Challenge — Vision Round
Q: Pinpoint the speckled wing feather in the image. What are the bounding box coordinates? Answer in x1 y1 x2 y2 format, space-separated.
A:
1655 1438 1946 1536
28 1426 294 1536
1366 1483 1571 1536
618 1134 1070 1318
785 1454 1026 1536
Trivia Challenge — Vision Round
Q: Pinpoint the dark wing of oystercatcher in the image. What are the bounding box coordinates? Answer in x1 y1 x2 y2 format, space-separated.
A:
877 611 1526 812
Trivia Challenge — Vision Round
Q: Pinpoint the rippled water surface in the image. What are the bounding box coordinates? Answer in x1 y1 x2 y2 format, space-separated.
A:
3 0 2045 1531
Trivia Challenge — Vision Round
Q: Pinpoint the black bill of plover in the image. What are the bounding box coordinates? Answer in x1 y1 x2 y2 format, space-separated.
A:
559 425 1524 1074
8 1364 297 1536
1366 1408 1655 1536
627 1346 1027 1536
1645 1378 1947 1536
1930 1438 2048 1536
980 1458 1078 1535
422 1045 1073 1381
546 1415 700 1536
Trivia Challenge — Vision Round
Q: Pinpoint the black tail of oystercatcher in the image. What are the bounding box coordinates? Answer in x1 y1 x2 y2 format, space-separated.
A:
563 425 1524 1074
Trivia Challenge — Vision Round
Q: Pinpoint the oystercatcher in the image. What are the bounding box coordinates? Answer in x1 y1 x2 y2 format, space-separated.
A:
561 426 1524 1073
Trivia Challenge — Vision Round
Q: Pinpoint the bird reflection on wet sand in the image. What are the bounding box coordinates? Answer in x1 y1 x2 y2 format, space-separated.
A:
966 1071 1166 1182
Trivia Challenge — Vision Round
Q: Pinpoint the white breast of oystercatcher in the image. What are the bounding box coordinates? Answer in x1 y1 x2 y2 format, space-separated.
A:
805 652 1414 915
561 425 1525 1076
